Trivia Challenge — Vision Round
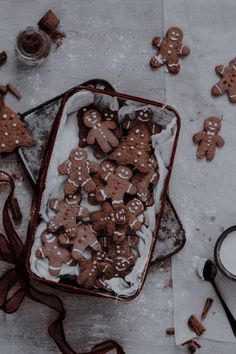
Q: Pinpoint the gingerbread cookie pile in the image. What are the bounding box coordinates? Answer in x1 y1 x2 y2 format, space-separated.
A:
36 106 160 290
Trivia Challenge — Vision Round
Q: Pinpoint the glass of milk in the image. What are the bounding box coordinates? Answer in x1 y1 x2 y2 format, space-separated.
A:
214 226 236 280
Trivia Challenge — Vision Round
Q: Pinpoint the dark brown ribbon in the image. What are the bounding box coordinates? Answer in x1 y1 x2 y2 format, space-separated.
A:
0 170 125 354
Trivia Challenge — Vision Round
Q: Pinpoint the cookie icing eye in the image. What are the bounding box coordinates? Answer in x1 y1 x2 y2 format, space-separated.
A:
214 123 218 127
208 121 212 126
172 31 175 35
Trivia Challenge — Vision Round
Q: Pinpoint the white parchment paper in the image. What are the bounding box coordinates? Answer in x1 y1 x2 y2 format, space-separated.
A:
164 0 236 345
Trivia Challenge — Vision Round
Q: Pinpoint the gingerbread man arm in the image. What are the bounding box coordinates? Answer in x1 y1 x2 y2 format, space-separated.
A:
88 161 100 173
215 65 225 76
48 198 61 212
102 121 117 130
179 45 190 57
152 36 162 48
86 130 96 145
192 132 205 143
215 135 225 148
78 206 89 218
35 248 44 259
128 235 140 247
127 183 137 195
58 160 70 175
58 234 72 246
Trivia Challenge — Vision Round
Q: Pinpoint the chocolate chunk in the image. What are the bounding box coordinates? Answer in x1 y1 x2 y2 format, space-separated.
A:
0 51 7 66
38 9 60 34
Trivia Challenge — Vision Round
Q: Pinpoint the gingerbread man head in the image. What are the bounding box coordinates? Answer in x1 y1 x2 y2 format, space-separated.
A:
115 166 133 180
204 117 221 133
69 147 87 162
127 198 144 215
100 160 116 174
83 110 102 128
166 27 183 42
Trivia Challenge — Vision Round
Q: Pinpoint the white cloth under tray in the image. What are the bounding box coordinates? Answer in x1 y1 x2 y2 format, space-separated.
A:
164 0 236 345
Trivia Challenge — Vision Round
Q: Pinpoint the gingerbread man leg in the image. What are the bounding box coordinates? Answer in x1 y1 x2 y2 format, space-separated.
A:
150 54 165 68
196 143 208 159
167 58 180 74
64 180 78 195
228 88 236 103
211 80 227 97
206 146 216 161
48 261 63 276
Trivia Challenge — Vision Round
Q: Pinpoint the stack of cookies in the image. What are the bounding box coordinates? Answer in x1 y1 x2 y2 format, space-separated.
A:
36 105 161 290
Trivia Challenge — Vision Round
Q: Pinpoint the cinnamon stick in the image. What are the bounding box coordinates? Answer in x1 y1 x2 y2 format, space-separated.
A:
7 84 22 99
188 315 206 336
201 298 214 320
166 327 175 335
182 340 201 353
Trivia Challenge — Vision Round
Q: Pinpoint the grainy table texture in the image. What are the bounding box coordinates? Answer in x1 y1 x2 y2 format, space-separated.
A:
0 1 235 354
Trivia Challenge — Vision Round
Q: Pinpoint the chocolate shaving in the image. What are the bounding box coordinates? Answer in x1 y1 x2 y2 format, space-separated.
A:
166 327 175 335
188 315 206 336
7 84 22 99
52 31 66 49
9 197 22 222
201 298 214 320
0 51 7 66
182 340 201 353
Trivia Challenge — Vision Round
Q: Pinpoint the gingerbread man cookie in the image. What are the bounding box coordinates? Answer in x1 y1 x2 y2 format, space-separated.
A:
110 125 151 173
36 230 73 276
76 258 113 289
58 147 99 195
95 165 137 205
88 160 117 205
47 194 89 238
113 199 145 243
77 104 97 148
96 235 139 281
193 117 225 161
150 27 190 74
0 96 35 153
132 155 159 204
83 109 119 153
90 202 129 235
123 108 162 135
211 58 236 103
58 222 101 261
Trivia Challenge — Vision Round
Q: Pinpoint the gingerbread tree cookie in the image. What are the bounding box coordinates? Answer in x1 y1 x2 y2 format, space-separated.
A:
36 230 73 276
95 165 137 205
150 27 190 74
90 202 129 235
193 117 225 161
109 125 151 173
132 155 159 204
123 108 162 135
0 95 35 153
47 194 89 238
211 58 236 103
83 109 119 153
58 222 101 261
58 147 99 195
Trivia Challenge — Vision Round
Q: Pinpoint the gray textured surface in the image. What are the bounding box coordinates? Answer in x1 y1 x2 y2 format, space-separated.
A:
0 1 234 353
